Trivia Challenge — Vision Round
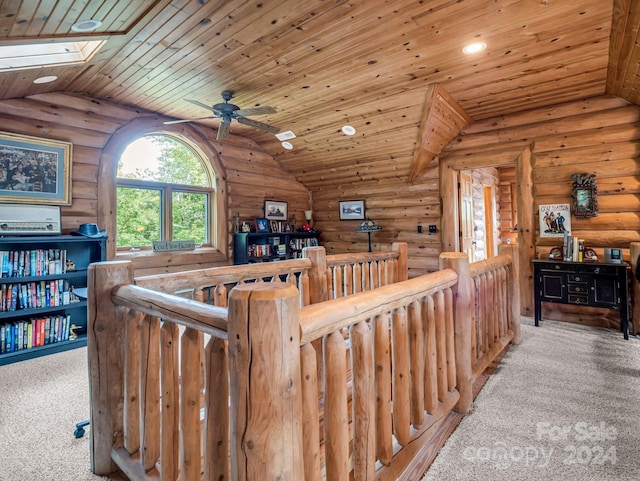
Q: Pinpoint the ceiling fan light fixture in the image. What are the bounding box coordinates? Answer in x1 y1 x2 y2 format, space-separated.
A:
342 125 356 136
281 141 293 150
462 41 487 55
71 19 102 32
276 131 296 141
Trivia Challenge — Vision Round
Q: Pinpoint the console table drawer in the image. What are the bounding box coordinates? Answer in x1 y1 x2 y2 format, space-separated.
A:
567 283 588 294
568 294 589 304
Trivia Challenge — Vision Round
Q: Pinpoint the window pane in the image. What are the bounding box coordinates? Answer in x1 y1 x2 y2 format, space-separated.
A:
172 191 208 244
118 135 208 186
116 186 161 247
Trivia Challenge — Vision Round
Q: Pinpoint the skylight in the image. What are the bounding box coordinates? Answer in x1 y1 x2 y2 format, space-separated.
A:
0 40 105 72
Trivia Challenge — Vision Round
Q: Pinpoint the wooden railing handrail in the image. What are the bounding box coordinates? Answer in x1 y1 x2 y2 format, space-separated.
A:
325 249 399 266
112 284 228 339
299 269 458 343
134 258 313 292
469 252 512 278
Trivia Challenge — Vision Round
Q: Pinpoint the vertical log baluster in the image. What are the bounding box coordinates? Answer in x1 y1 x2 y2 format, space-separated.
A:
124 310 142 454
392 307 411 446
444 288 456 392
160 321 179 481
300 343 321 481
180 327 202 481
204 337 229 481
374 313 393 465
423 296 438 414
350 321 376 481
408 300 425 426
139 315 160 471
434 291 447 402
324 330 349 481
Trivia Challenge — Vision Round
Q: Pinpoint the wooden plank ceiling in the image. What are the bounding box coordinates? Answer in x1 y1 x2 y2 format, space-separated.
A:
0 0 638 189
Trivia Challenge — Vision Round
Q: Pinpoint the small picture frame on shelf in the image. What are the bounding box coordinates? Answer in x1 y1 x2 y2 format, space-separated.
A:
256 218 269 233
264 200 288 221
270 220 278 233
339 200 365 220
241 221 252 233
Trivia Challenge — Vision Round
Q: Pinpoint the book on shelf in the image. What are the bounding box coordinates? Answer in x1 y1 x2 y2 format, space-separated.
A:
0 314 72 354
0 249 68 278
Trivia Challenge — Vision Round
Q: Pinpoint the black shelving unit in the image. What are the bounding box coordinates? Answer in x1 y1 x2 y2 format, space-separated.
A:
0 235 106 365
233 232 320 265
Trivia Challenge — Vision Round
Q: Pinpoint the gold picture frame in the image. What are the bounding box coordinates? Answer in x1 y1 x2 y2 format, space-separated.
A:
0 131 73 205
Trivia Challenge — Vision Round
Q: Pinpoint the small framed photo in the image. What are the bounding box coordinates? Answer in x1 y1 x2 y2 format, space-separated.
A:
264 200 288 220
339 200 365 220
256 218 269 233
270 220 278 233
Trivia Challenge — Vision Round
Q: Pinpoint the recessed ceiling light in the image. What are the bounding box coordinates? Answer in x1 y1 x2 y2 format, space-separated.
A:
276 131 296 141
71 19 102 32
281 141 293 150
462 42 487 55
342 125 356 136
33 75 58 84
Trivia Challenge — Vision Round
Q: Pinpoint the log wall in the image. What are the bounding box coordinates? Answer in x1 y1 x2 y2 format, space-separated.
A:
0 93 310 275
442 95 640 326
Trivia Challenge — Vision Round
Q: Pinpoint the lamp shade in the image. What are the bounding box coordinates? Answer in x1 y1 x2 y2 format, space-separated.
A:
356 218 382 233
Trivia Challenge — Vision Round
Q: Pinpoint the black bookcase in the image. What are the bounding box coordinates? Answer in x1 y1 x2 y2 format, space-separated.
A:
233 232 320 265
0 235 107 365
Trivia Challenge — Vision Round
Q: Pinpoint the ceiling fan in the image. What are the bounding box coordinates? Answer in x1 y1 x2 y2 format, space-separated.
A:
163 90 280 140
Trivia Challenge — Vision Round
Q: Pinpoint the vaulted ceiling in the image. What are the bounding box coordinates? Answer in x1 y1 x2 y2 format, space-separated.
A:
1 0 639 188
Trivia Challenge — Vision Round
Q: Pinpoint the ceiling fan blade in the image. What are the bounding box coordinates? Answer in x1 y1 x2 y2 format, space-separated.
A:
163 116 214 125
217 121 231 140
185 99 214 111
236 116 280 134
235 106 277 117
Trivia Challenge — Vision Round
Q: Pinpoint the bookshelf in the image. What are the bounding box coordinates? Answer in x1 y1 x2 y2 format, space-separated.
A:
233 232 320 265
0 235 106 365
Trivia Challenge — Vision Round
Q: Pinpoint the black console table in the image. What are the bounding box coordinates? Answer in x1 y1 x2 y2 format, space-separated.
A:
533 259 630 339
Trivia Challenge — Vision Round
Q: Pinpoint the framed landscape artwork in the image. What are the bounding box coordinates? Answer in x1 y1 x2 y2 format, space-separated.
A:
339 200 365 220
0 131 72 205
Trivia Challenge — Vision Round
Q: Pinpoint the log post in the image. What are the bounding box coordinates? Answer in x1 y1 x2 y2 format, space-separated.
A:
227 283 304 481
392 242 409 282
88 260 132 475
498 243 521 344
304 246 329 303
439 253 473 413
630 242 640 336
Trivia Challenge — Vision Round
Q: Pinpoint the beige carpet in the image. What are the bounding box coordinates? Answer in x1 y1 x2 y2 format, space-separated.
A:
0 347 108 481
2 318 639 481
422 317 640 481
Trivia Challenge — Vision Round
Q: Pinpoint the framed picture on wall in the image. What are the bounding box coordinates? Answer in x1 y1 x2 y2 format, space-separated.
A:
0 131 73 205
339 200 365 220
539 203 571 238
264 200 288 220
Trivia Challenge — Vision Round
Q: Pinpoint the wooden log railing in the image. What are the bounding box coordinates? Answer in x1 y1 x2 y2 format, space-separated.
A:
462 244 521 382
325 242 408 299
87 245 518 481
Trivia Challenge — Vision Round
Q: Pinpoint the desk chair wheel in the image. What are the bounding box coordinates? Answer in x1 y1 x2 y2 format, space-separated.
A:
74 420 90 438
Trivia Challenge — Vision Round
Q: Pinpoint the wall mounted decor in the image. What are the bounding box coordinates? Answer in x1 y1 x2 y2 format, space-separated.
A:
571 173 598 218
264 199 288 221
0 131 72 205
539 203 571 238
339 200 365 220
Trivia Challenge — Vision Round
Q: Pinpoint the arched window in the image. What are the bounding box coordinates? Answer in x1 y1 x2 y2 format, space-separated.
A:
116 134 216 250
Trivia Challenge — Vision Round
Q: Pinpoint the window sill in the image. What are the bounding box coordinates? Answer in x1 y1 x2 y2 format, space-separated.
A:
116 247 229 271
